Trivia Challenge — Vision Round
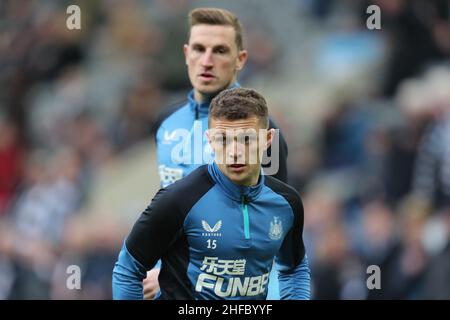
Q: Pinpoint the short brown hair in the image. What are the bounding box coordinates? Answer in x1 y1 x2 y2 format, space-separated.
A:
209 88 269 128
188 8 244 50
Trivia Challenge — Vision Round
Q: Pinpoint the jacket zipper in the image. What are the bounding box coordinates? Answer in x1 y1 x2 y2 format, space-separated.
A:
241 196 250 240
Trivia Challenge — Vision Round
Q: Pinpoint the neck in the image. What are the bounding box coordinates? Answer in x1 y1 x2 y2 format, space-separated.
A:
240 168 261 187
194 90 213 103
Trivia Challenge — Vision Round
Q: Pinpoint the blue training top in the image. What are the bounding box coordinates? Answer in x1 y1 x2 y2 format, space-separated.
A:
112 162 310 300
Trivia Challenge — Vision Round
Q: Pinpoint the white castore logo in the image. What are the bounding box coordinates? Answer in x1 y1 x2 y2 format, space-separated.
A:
269 217 283 240
163 130 178 144
202 220 222 237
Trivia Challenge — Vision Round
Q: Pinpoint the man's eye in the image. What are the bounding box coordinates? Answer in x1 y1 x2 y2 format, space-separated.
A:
193 46 204 52
239 136 254 144
214 136 226 145
215 47 227 54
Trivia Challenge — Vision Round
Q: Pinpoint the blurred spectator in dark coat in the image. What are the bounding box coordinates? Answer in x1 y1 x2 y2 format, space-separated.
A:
364 0 450 96
421 208 450 299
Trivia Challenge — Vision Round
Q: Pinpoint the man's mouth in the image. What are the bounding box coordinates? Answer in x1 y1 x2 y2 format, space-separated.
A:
199 73 215 80
228 164 246 173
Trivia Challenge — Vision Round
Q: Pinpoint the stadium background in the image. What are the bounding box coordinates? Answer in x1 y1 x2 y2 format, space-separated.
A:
1 0 450 299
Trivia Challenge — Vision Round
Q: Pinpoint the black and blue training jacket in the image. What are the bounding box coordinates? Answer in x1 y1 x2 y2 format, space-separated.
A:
112 163 310 300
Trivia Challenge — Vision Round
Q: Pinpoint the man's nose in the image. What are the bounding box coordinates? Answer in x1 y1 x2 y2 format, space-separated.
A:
228 141 244 161
201 50 214 67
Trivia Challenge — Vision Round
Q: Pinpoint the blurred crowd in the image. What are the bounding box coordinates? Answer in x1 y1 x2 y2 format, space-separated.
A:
0 0 449 299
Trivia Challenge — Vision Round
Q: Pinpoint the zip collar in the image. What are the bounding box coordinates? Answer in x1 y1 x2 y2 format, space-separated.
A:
187 90 210 119
207 162 264 203
187 82 241 119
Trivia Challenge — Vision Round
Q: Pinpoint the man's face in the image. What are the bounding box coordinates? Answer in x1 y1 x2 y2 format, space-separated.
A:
207 116 274 186
184 24 247 102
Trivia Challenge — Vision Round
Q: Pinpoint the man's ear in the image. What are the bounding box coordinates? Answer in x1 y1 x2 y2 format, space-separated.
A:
265 128 275 150
205 129 215 151
236 50 248 71
205 129 211 144
183 44 189 65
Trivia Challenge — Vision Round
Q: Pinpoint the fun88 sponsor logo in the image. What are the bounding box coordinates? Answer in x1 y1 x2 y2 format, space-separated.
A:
195 257 269 298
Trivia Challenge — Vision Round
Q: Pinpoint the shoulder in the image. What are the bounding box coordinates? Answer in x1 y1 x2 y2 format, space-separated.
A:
268 117 287 143
268 117 279 129
264 175 303 212
158 165 215 212
152 98 188 136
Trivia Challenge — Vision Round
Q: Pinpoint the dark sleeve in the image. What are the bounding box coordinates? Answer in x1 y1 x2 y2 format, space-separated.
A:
125 166 214 269
112 186 186 300
275 189 305 268
271 180 310 299
265 176 310 299
262 118 289 183
125 187 186 270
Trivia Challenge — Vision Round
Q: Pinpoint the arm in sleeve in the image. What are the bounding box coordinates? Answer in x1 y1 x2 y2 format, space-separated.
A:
112 187 185 300
277 255 311 300
275 195 311 300
112 242 147 300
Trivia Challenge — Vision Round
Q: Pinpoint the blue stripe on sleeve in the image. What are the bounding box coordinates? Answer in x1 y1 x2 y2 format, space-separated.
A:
278 255 311 300
112 242 147 300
